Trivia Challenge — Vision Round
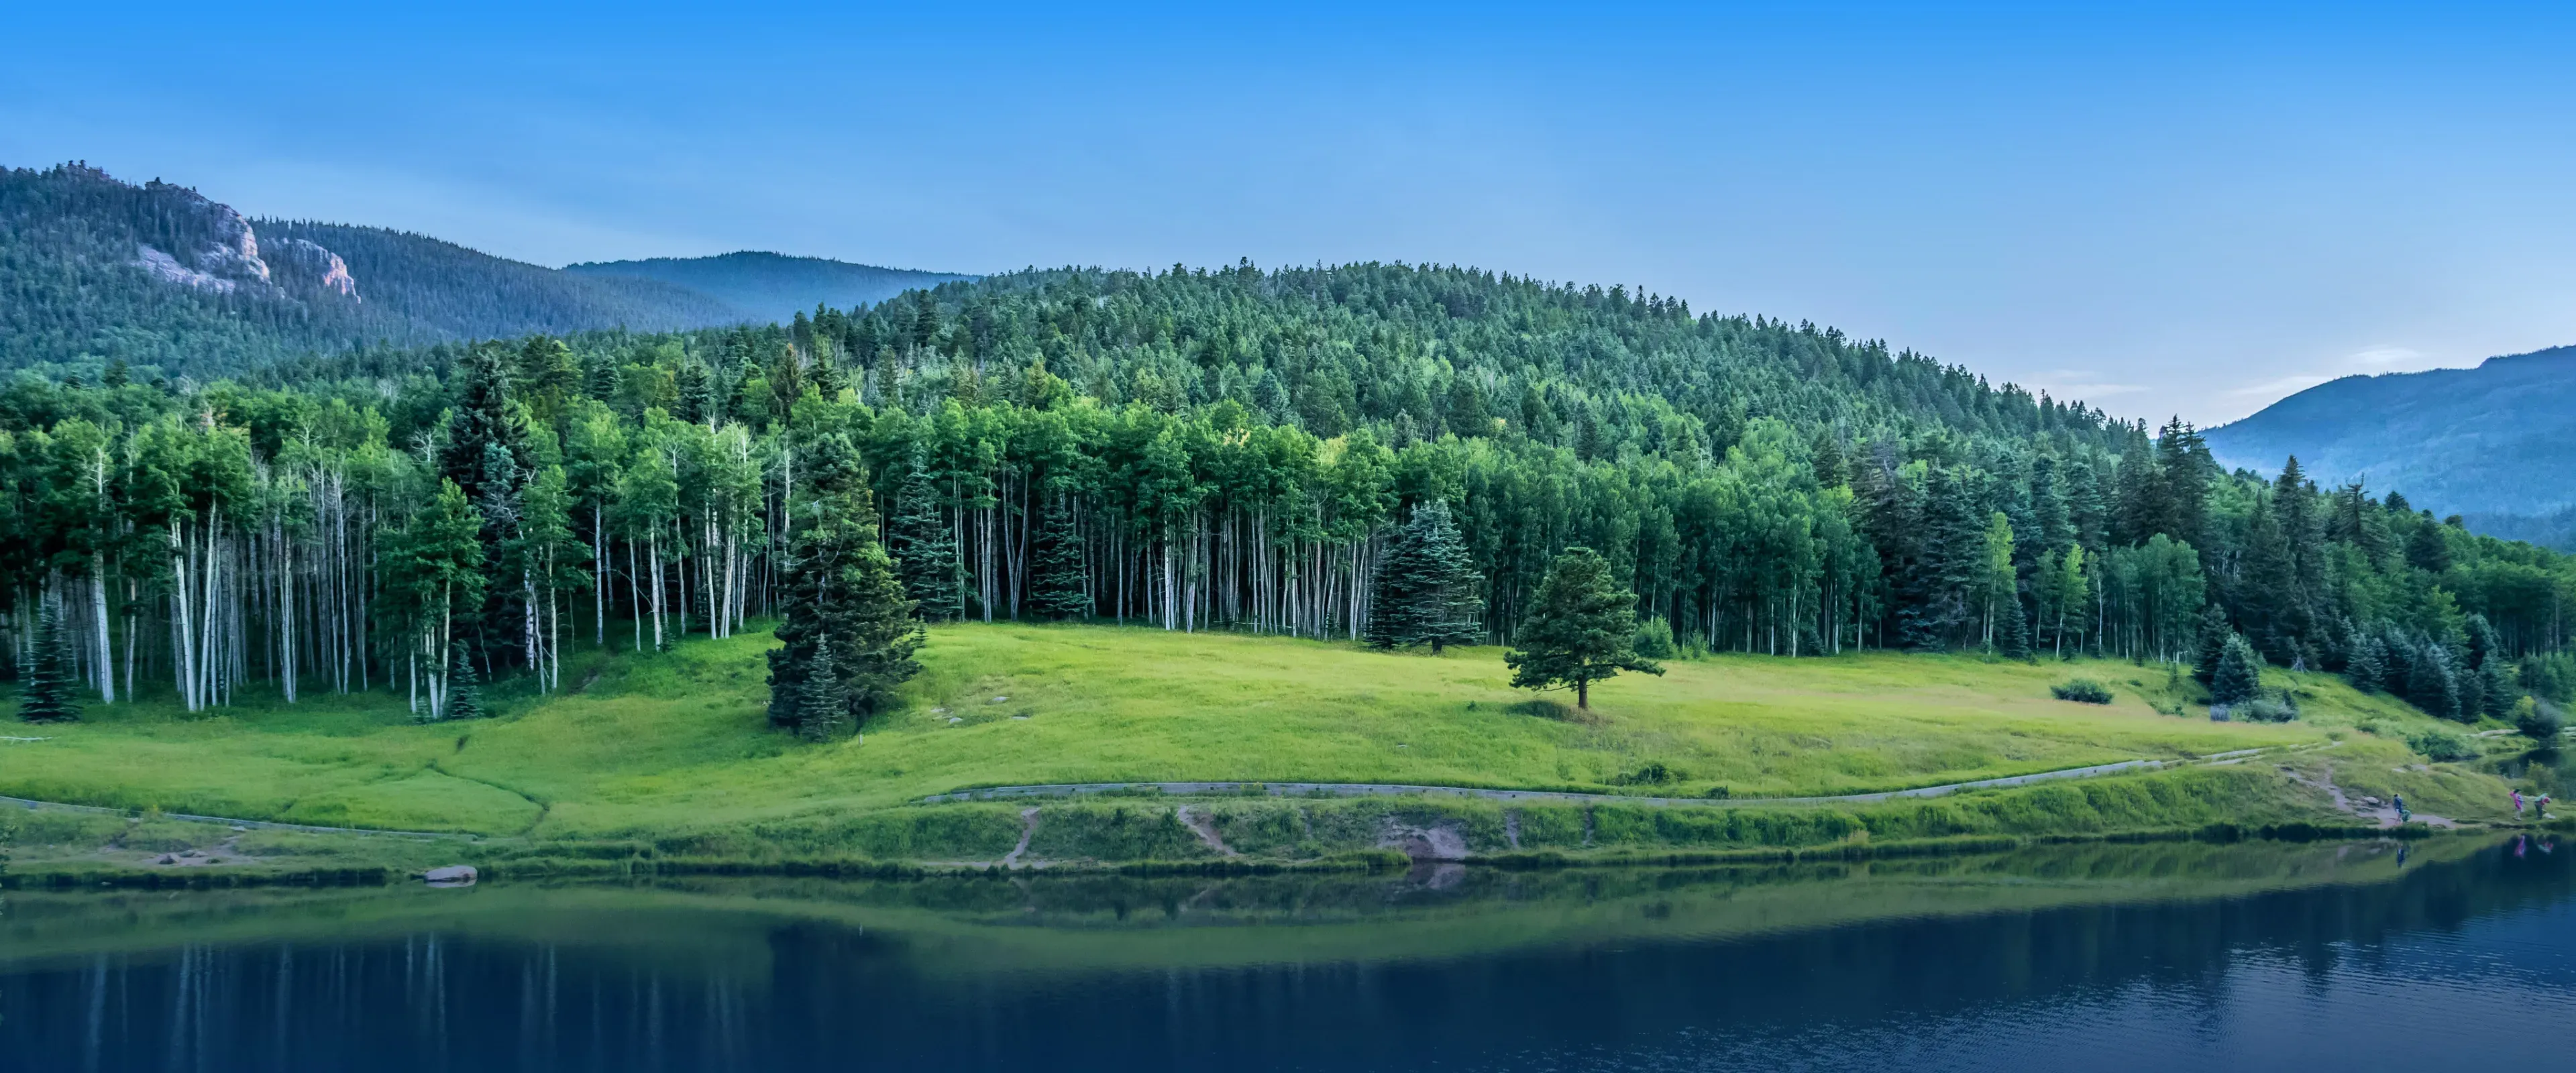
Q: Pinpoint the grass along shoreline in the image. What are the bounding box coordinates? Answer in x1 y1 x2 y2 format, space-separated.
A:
0 622 2547 874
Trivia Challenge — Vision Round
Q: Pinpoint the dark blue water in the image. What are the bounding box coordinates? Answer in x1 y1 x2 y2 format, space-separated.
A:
2 837 2569 1072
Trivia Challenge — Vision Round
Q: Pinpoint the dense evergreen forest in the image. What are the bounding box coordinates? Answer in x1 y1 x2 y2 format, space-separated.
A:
3 261 2569 731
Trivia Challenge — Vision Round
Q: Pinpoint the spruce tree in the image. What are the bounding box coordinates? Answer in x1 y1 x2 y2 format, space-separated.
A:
17 598 82 723
1505 547 1662 709
2191 604 2232 685
1997 595 2033 660
1027 492 1090 619
810 348 847 398
888 447 965 620
2210 634 2263 708
767 433 924 739
2403 639 2463 721
1366 500 1484 652
1364 525 1426 651
443 644 486 722
2405 516 2453 573
2479 658 2518 720
1410 501 1484 651
2346 633 2390 693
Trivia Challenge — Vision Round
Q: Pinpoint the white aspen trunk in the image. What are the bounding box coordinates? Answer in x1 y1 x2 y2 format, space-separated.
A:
594 504 607 646
279 537 296 703
648 530 665 650
629 537 642 651
170 523 197 712
89 563 113 703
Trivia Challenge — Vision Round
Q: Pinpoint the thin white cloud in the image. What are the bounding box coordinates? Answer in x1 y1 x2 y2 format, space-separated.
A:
2347 345 2424 368
2023 370 2146 398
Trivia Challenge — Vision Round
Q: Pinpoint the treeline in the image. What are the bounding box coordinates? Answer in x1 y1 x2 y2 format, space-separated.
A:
1 262 2569 729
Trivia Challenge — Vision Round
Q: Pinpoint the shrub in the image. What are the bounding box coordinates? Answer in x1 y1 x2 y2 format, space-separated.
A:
2516 698 2567 741
1633 616 1677 659
2051 678 2114 704
1615 762 1677 786
2408 729 2477 763
2238 697 2299 723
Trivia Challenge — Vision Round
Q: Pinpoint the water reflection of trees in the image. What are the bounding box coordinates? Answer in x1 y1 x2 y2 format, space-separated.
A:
0 838 2565 1072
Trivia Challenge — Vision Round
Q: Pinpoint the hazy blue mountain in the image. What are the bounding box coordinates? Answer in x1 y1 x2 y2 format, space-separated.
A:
562 252 971 325
2205 345 2576 548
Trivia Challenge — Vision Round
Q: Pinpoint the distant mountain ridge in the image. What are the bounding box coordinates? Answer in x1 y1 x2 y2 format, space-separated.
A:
0 162 958 374
2205 344 2576 547
564 252 970 324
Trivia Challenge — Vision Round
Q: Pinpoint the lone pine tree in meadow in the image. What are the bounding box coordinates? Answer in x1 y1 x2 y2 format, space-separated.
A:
889 445 965 621
1505 546 1662 710
17 597 83 723
767 433 923 740
1366 500 1484 652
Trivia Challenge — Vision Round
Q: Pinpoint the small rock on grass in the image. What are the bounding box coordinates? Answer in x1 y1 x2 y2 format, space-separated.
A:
423 865 478 887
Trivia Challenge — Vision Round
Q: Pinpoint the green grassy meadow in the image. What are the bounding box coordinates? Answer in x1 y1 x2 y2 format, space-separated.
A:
0 622 2535 870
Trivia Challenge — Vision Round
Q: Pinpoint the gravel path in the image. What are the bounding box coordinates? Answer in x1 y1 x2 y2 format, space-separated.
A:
918 750 2274 809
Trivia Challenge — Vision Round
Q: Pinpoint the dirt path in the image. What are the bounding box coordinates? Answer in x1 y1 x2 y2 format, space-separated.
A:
2278 766 2457 829
1179 806 1238 856
1 795 464 840
919 750 2284 810
999 807 1040 868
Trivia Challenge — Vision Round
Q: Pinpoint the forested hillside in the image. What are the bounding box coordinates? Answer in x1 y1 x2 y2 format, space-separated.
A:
562 252 969 325
0 163 949 376
2206 345 2576 549
3 262 2569 735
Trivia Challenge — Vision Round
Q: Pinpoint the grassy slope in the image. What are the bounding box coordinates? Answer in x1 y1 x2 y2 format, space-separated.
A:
0 622 2528 858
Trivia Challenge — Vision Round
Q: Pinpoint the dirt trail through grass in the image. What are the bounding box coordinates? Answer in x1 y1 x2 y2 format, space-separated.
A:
921 748 2286 809
0 795 462 840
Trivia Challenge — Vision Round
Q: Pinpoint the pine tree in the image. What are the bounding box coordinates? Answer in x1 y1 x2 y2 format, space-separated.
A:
1811 433 1847 489
2211 633 2263 708
2403 638 2463 721
2406 516 2453 573
1505 546 1663 709
674 361 714 425
1997 595 2033 660
443 644 486 722
1366 500 1485 652
17 598 82 723
810 347 847 399
2192 604 2232 684
767 433 923 738
2346 633 2390 693
1027 492 1090 619
888 447 964 620
2479 657 2518 720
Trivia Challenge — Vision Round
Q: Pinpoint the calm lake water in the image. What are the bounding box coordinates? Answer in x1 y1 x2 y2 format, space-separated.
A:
1 836 2569 1072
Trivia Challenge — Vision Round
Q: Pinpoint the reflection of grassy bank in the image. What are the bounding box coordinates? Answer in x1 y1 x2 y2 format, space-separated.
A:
0 835 2511 976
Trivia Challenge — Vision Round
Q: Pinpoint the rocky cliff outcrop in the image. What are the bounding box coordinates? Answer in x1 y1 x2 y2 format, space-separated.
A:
269 236 360 300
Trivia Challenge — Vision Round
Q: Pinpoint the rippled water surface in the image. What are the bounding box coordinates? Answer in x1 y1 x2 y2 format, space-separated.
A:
2 836 2569 1072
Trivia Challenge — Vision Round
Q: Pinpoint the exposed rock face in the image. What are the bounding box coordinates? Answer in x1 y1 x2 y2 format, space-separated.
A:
88 170 362 302
133 243 238 293
142 178 272 288
271 237 360 300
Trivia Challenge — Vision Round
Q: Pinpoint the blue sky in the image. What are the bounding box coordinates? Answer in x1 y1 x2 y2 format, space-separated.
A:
7 1 2573 425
